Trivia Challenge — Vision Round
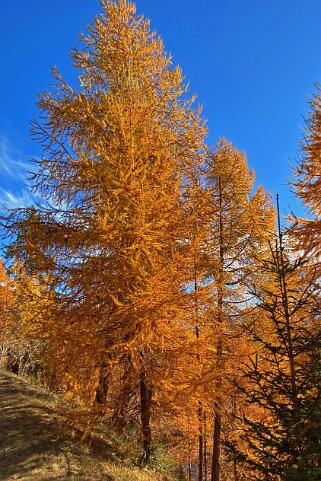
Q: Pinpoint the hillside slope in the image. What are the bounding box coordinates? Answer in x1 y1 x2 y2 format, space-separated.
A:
0 370 175 481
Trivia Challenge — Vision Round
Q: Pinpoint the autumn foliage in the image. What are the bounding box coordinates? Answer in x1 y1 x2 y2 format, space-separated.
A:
2 2 321 481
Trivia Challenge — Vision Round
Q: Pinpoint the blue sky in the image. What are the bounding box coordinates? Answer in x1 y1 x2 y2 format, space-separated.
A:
1 0 321 215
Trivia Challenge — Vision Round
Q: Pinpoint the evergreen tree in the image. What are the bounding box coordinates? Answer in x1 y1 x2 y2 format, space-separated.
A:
228 199 321 481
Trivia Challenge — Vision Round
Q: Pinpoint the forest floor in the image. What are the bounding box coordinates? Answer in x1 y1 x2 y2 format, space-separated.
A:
0 370 174 481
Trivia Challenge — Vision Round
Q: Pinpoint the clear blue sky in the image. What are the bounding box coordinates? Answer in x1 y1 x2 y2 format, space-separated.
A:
1 0 321 215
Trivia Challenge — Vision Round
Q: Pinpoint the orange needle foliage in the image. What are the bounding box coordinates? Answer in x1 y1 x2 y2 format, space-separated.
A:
202 139 275 481
0 261 14 367
293 85 321 266
4 0 207 462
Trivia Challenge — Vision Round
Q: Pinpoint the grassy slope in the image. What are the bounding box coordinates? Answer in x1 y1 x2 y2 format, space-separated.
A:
0 370 175 481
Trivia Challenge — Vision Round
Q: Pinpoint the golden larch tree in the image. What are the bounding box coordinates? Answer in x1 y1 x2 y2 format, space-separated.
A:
0 260 14 368
293 84 321 267
4 0 206 462
203 139 275 481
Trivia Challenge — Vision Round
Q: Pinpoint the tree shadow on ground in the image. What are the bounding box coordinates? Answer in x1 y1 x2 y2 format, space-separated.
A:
0 371 113 481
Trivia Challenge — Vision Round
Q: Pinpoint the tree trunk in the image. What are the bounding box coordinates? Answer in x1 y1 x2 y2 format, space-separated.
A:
187 423 193 480
211 338 222 481
94 364 110 410
276 195 301 435
140 367 152 464
233 456 238 481
194 238 203 481
232 395 238 481
211 176 224 481
204 410 208 481
198 402 204 481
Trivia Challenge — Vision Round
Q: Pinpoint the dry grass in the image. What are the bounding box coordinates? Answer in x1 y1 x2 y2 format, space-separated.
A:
0 370 176 481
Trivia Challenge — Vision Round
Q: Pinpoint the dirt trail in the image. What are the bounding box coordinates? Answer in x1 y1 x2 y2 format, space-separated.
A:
0 370 111 481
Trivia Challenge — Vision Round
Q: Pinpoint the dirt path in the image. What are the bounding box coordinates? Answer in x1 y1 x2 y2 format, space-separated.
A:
0 370 111 481
0 370 173 481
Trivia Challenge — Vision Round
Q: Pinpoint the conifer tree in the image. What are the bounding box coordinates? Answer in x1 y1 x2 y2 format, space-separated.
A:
184 173 211 481
8 264 51 376
228 200 321 481
0 260 14 367
3 0 206 461
203 139 275 481
293 84 321 264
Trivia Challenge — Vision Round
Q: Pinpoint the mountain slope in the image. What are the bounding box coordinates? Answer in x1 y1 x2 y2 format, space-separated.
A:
0 370 175 481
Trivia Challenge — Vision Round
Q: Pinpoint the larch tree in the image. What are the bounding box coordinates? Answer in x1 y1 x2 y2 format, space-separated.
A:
0 260 14 368
3 0 206 462
182 170 212 481
293 84 321 266
203 139 275 481
9 263 53 377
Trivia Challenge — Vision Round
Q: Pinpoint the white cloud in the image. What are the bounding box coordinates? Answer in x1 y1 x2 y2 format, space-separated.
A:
0 134 33 179
0 134 38 210
0 188 36 209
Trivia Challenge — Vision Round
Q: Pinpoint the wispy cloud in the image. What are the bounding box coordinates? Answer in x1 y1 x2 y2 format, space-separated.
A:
0 134 38 210
0 188 36 209
0 134 33 180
